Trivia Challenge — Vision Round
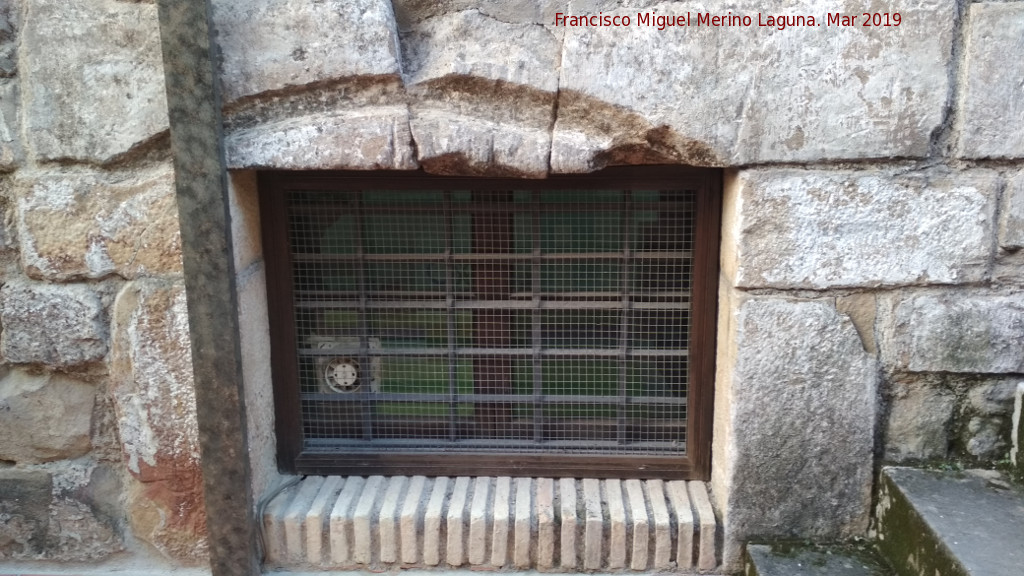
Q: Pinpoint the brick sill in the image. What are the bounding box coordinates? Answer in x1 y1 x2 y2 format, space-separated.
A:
261 476 720 573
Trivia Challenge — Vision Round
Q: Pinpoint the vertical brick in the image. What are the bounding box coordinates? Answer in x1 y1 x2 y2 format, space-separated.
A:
262 483 298 563
490 476 511 566
400 475 427 564
688 481 717 571
352 475 384 564
605 479 627 569
306 476 344 565
423 476 449 566
560 478 578 569
329 476 365 565
514 477 532 568
645 480 672 570
583 478 603 570
625 479 649 570
446 476 471 566
468 476 491 565
536 478 555 569
378 476 408 563
666 480 693 569
283 476 324 562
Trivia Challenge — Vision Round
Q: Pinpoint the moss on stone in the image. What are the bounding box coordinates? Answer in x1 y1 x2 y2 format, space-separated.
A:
876 473 967 576
746 540 894 576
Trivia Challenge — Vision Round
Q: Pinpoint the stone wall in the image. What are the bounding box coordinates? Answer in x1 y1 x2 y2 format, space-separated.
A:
0 0 206 565
0 0 1022 573
211 0 1024 570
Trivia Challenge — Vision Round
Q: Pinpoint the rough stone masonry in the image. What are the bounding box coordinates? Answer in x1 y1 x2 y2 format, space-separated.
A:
0 0 1021 574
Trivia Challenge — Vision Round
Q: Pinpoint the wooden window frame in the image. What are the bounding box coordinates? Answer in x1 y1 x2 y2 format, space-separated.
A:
259 167 721 480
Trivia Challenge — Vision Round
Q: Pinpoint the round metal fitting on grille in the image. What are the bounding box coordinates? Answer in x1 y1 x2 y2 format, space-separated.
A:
323 359 360 393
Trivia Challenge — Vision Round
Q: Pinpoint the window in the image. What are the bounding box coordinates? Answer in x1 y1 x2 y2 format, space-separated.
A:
260 168 720 479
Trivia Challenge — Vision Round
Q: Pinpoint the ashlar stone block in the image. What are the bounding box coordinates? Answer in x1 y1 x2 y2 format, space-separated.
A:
0 0 17 79
959 3 1024 159
0 79 21 171
0 0 18 172
884 376 955 461
0 280 107 367
1000 169 1024 252
885 294 1024 374
553 0 953 171
43 464 123 562
0 469 52 559
21 0 168 163
16 167 182 281
721 298 877 546
733 169 996 289
110 280 207 562
967 379 1020 417
964 416 1007 460
400 9 559 91
393 0 561 28
213 0 402 103
0 368 95 463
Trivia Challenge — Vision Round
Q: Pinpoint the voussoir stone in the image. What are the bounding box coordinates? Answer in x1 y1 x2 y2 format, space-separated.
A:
0 368 94 464
213 0 402 104
885 293 1024 374
21 0 168 163
722 298 876 545
959 2 1024 159
401 10 560 177
733 169 996 289
553 0 952 171
16 167 182 281
226 108 417 170
110 280 207 562
0 280 107 367
410 108 552 177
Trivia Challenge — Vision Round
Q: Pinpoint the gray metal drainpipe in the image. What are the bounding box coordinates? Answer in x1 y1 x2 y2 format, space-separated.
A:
155 1 260 575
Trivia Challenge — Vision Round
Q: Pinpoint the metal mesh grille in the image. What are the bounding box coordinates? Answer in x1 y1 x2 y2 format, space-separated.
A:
286 188 695 456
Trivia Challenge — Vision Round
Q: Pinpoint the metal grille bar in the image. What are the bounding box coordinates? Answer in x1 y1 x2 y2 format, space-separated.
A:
298 348 687 357
300 392 687 405
294 299 690 309
292 251 691 261
303 439 685 450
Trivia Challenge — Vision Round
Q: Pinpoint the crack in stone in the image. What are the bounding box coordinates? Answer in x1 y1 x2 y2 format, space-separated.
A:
399 6 552 30
929 0 970 159
986 175 1006 281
